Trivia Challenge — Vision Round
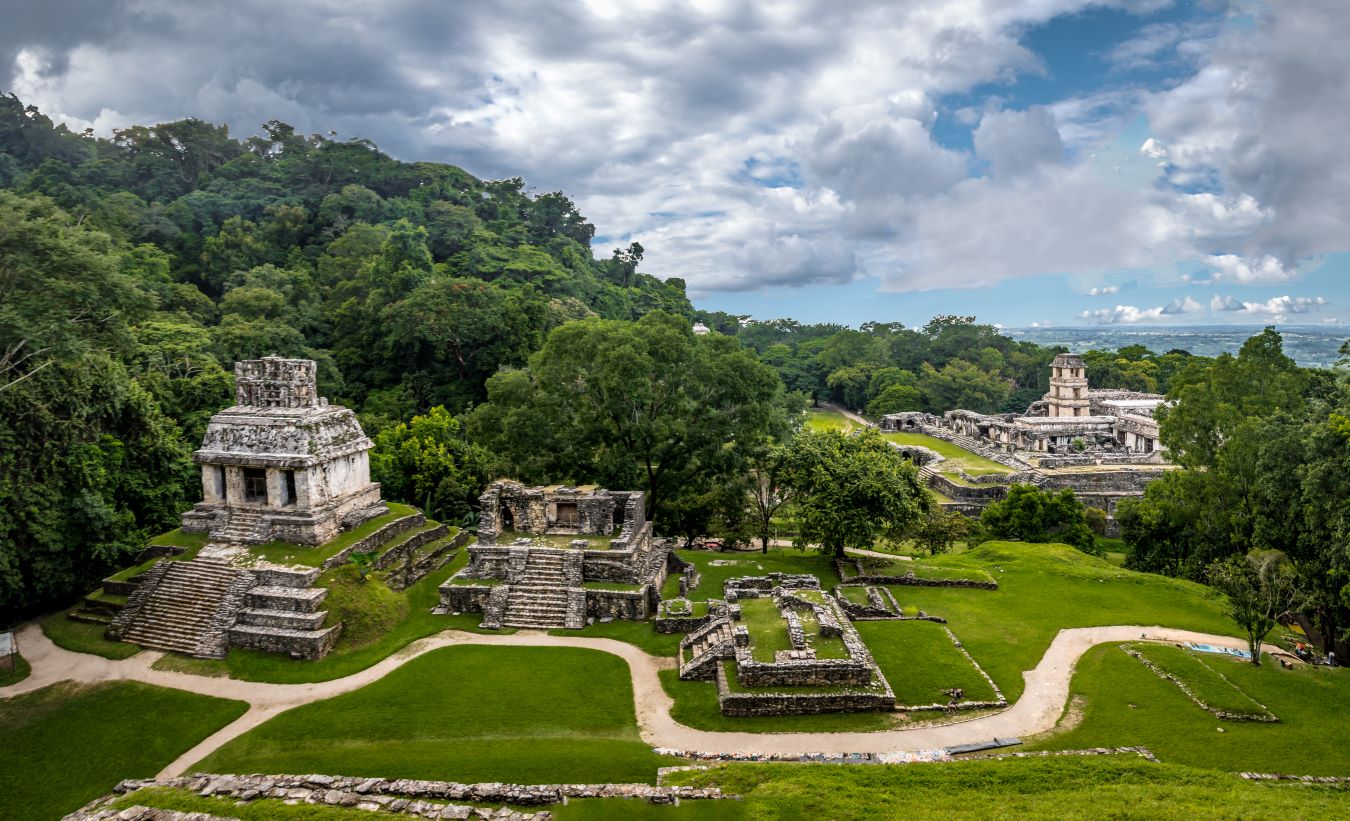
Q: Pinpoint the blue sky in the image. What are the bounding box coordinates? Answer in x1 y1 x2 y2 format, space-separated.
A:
6 0 1348 330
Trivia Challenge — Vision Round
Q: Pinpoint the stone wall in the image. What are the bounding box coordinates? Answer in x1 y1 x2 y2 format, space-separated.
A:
715 664 895 716
320 511 425 571
584 588 650 620
228 622 342 660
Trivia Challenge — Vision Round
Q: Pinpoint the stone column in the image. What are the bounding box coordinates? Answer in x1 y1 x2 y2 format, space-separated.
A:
224 466 246 505
293 468 312 510
266 468 286 508
200 464 224 504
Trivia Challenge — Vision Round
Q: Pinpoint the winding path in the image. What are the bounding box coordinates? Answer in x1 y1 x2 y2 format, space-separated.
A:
2 620 1279 778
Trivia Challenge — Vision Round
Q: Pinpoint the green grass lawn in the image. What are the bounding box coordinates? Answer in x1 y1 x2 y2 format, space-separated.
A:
852 557 995 584
877 541 1236 701
0 681 248 821
880 431 1013 476
551 618 682 657
0 653 30 687
250 502 419 567
855 621 999 707
660 668 898 733
195 645 672 784
739 596 791 662
41 610 141 659
151 551 513 683
663 755 1350 820
677 548 840 598
1131 643 1272 718
1026 643 1350 775
804 407 859 432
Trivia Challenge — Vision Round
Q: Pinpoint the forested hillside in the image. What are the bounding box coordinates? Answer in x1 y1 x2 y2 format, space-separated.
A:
0 94 690 619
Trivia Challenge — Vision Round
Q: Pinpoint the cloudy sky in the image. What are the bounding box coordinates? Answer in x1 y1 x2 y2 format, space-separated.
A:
6 0 1349 327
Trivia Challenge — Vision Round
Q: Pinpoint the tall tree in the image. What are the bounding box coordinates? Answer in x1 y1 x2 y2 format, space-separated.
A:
779 428 928 558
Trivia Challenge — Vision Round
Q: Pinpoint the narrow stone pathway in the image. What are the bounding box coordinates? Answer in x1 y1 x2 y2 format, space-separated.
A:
5 620 1280 776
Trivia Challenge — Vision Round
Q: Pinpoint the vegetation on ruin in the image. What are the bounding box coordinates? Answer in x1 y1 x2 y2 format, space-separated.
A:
196 645 672 784
878 430 1013 475
246 502 419 567
1025 643 1350 776
0 681 248 821
664 755 1350 820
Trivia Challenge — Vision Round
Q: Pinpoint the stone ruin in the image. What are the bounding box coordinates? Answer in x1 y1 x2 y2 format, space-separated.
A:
676 574 895 716
180 356 386 545
84 358 448 663
878 353 1172 532
439 480 671 630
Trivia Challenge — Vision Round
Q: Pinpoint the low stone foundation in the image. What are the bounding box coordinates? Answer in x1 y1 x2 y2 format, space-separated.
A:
715 663 895 716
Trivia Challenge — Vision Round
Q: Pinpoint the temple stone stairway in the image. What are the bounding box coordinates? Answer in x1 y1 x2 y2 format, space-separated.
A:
678 617 736 680
209 509 267 544
116 558 243 656
502 551 571 629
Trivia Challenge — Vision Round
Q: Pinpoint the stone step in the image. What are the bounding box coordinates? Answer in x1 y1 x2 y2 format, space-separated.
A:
245 586 328 612
235 608 327 631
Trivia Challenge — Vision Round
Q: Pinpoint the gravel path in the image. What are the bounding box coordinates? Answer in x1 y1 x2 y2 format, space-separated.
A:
3 620 1279 777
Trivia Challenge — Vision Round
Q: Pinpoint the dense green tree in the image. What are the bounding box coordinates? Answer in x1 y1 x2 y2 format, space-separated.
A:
980 484 1097 554
779 428 928 558
1208 550 1306 666
370 406 494 523
469 311 794 524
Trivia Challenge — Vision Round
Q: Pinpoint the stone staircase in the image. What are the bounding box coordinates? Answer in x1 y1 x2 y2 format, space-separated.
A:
678 617 736 680
117 558 243 656
210 509 267 544
230 581 341 660
502 550 571 629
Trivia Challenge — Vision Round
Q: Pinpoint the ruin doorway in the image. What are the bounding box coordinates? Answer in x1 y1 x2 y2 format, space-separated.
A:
499 504 515 533
243 468 268 503
555 502 578 525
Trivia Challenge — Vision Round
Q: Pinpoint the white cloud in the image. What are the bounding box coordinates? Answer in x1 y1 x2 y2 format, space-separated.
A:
1088 285 1120 295
1080 293 1203 324
4 0 1347 301
1211 293 1327 321
1206 254 1298 283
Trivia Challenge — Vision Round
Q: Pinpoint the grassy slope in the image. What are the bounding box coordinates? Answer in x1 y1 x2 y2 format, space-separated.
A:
1 681 248 821
803 408 859 432
1132 643 1270 717
195 645 671 784
879 431 1012 476
665 756 1350 820
855 620 998 706
250 502 419 567
1025 643 1350 775
883 541 1235 701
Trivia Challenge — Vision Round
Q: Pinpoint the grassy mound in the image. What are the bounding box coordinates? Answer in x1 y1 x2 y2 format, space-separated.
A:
40 611 141 659
194 645 671 784
0 681 247 821
880 431 1013 476
0 653 30 687
1026 643 1350 775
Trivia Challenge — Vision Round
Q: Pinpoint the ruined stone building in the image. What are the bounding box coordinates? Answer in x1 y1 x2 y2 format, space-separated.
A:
878 354 1173 532
180 357 386 545
81 358 446 662
440 480 671 630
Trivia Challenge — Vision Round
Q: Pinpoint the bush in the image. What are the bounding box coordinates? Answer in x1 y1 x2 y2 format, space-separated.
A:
980 484 1098 555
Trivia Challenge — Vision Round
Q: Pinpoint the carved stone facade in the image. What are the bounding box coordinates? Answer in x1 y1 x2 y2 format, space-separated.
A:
181 357 385 545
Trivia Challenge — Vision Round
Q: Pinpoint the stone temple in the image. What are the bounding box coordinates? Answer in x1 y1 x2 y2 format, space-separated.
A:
439 480 671 630
879 353 1173 532
86 358 464 662
180 357 386 545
